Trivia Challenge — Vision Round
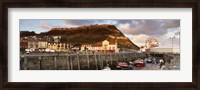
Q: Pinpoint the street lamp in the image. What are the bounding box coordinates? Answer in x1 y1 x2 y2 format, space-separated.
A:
170 36 175 52
169 36 176 68
176 32 180 49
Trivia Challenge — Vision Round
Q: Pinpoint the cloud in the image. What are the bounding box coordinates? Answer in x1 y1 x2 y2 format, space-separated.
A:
19 20 33 26
63 20 126 27
126 33 180 48
156 35 180 48
117 20 180 36
116 20 133 24
164 27 180 38
63 20 92 26
62 20 109 26
37 21 53 30
126 34 150 47
61 19 180 36
161 20 180 29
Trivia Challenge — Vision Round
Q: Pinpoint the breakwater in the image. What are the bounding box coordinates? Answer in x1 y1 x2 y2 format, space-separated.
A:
20 52 179 70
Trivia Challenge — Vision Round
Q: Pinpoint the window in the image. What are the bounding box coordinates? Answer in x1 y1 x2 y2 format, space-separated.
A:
30 44 33 48
112 46 115 50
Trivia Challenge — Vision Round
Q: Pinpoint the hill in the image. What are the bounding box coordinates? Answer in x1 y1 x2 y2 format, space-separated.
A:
22 24 140 50
20 31 37 37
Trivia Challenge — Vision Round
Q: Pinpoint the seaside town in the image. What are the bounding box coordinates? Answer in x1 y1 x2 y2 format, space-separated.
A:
20 20 180 70
20 35 120 53
20 34 175 54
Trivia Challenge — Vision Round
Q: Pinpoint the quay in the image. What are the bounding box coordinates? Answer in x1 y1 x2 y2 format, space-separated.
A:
20 52 179 70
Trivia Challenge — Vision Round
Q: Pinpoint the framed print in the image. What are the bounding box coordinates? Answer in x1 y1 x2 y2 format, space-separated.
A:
1 0 199 89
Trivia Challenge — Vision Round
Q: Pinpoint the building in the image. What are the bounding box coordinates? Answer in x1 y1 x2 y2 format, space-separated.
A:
81 40 119 53
52 36 61 42
28 40 47 48
21 35 69 52
38 41 48 48
47 42 66 52
20 41 28 52
145 38 159 48
27 40 48 52
140 38 159 52
28 40 39 49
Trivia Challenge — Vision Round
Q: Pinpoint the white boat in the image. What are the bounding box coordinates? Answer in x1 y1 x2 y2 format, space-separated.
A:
102 64 111 70
102 66 111 70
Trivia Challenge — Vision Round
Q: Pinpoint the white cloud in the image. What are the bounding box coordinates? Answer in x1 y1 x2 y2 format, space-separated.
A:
125 33 180 48
125 34 149 47
37 21 53 30
156 33 180 48
117 20 180 36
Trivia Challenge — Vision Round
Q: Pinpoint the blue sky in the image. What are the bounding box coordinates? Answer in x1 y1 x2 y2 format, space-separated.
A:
20 19 180 48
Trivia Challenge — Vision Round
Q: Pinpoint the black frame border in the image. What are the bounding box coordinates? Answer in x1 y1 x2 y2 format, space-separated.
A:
1 0 199 89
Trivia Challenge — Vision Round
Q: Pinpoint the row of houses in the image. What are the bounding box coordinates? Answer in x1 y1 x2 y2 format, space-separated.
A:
21 40 69 52
20 35 68 52
20 35 120 53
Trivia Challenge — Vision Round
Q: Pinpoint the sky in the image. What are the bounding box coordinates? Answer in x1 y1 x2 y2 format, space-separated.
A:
19 19 180 48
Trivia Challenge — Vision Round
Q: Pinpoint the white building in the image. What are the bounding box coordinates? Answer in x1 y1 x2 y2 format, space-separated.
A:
28 40 39 49
47 42 66 52
81 40 119 53
28 40 48 49
38 41 48 48
53 36 61 42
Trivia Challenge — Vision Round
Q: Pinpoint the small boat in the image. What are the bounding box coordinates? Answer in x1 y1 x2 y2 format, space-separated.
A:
134 59 145 67
102 66 111 70
102 64 111 70
116 62 133 70
116 62 129 68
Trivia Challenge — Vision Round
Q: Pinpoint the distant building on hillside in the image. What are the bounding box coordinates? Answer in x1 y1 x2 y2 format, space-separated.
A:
52 36 61 42
145 38 159 48
140 38 159 52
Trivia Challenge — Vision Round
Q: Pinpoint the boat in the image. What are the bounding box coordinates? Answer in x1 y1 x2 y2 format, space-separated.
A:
134 59 145 67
